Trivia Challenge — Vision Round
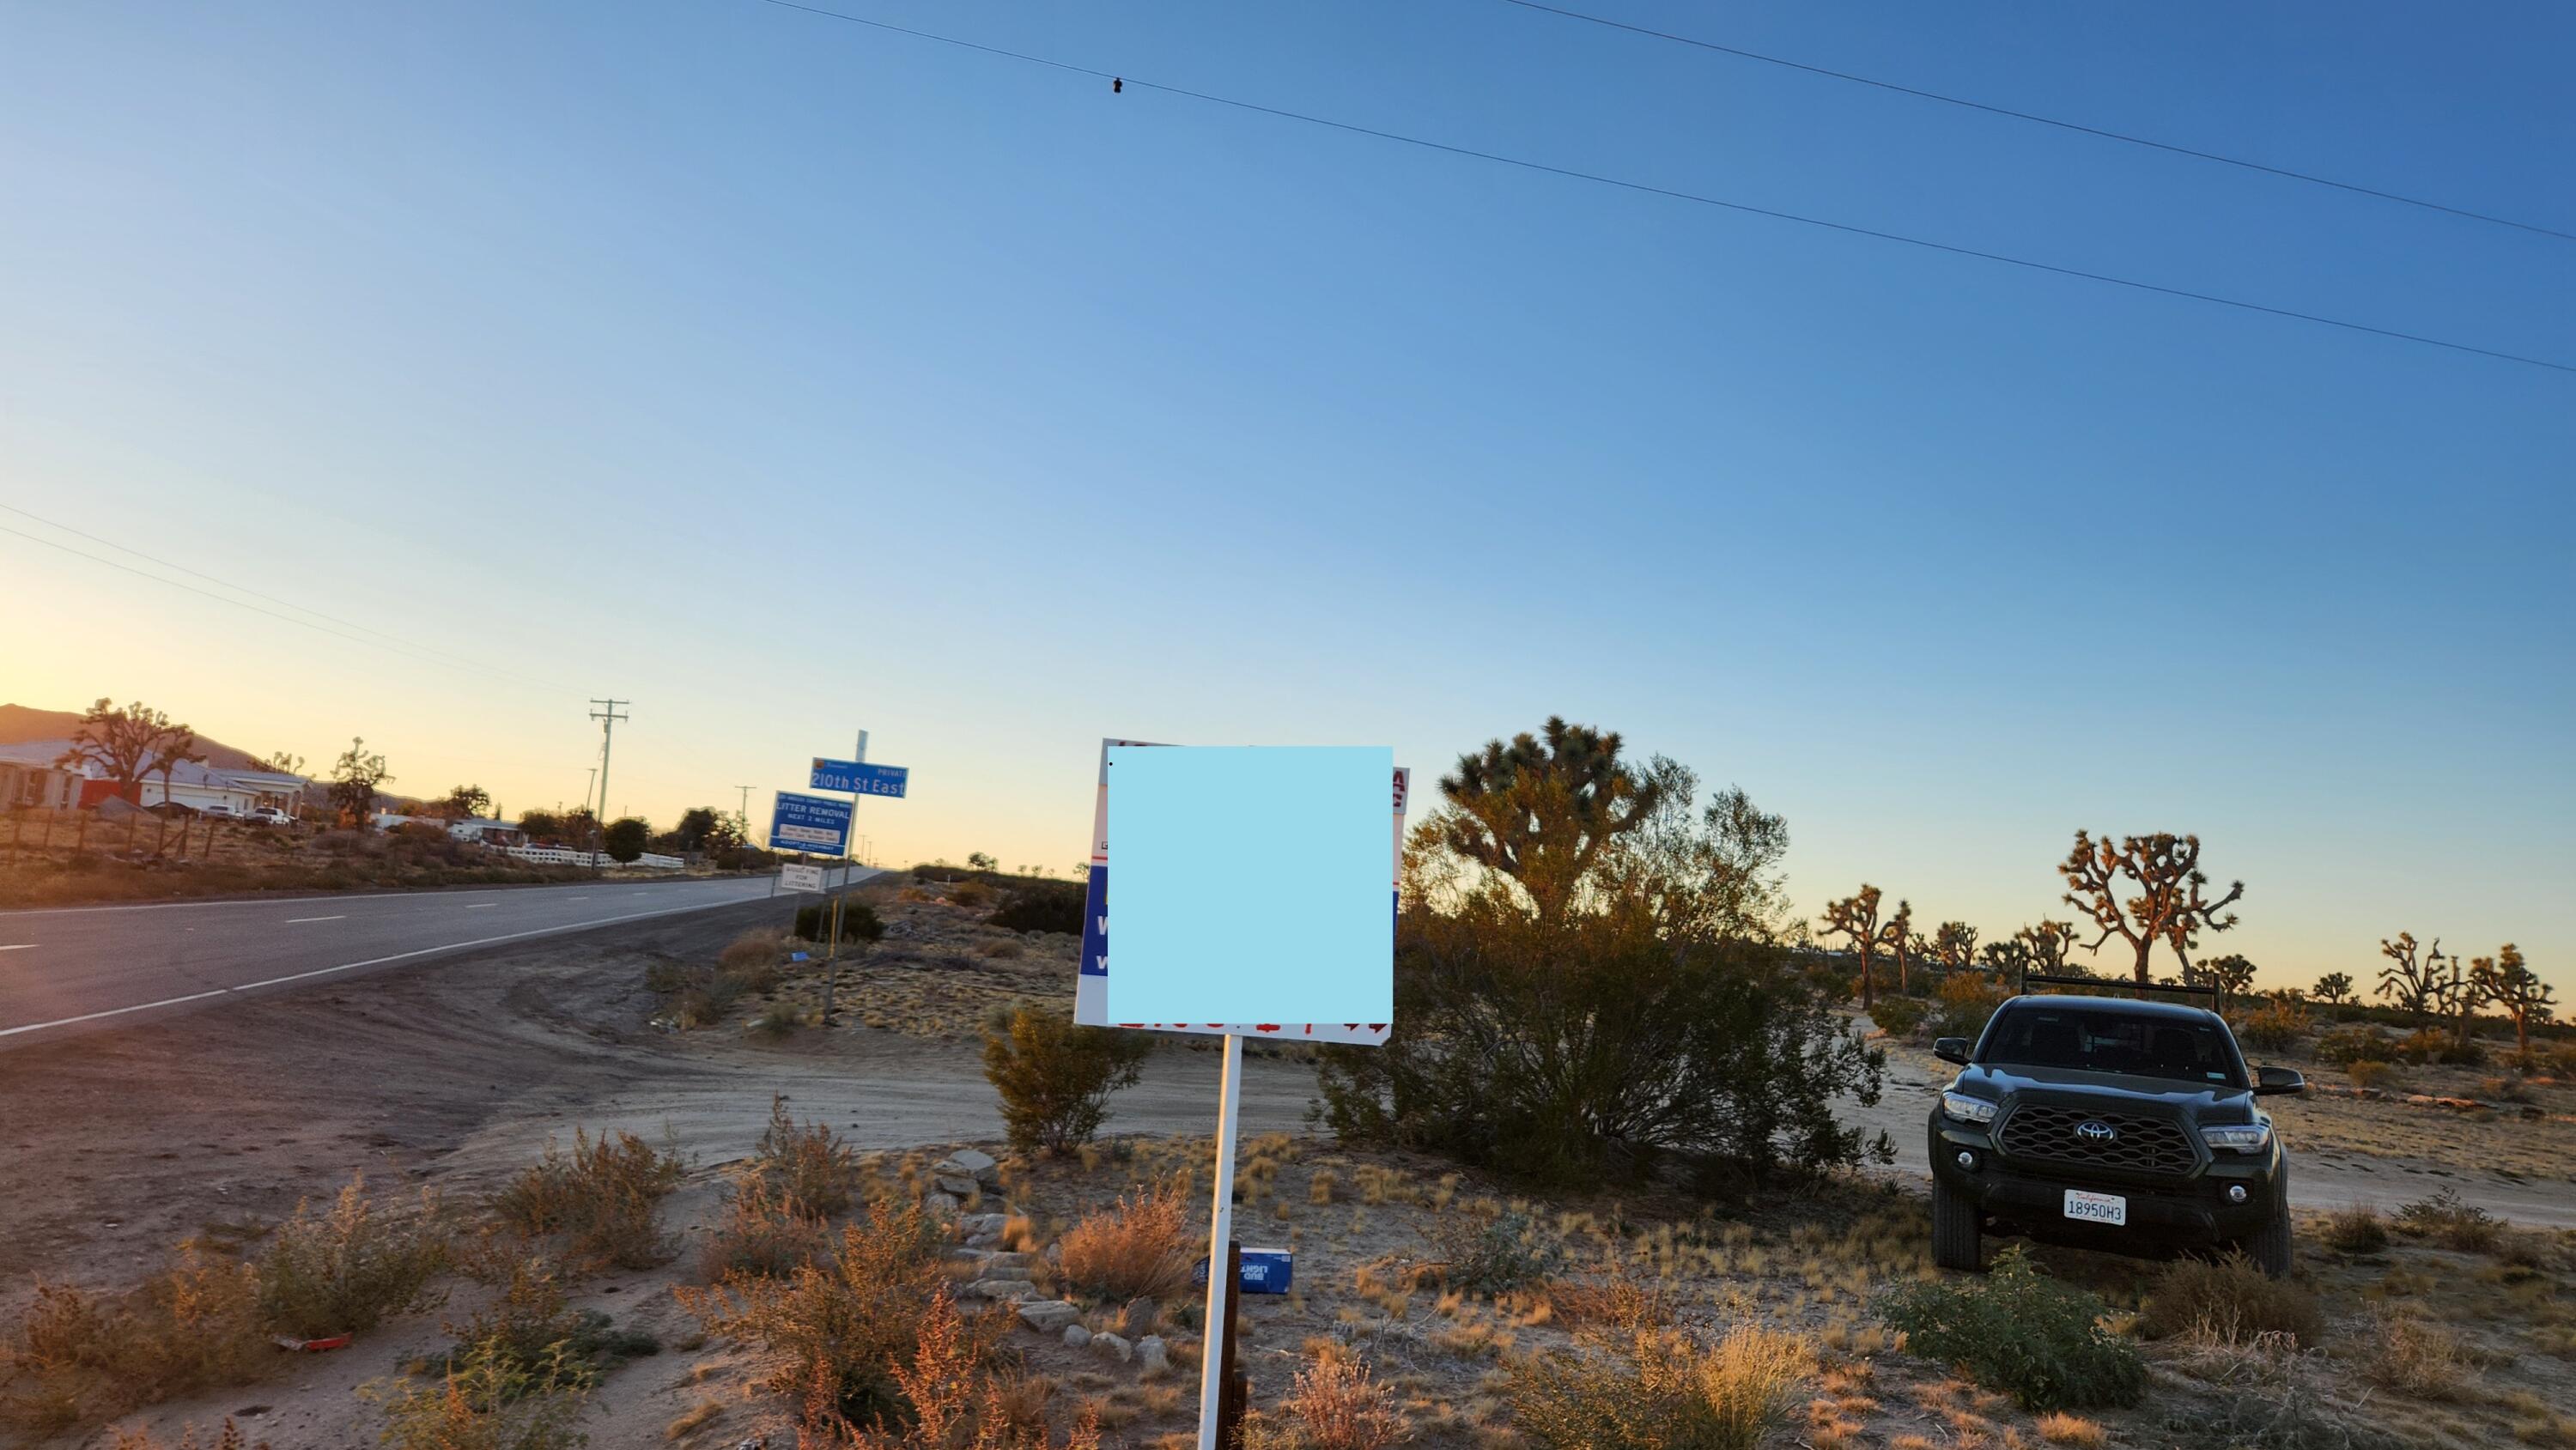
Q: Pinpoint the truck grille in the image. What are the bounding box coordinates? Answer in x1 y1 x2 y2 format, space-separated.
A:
1998 1103 2196 1176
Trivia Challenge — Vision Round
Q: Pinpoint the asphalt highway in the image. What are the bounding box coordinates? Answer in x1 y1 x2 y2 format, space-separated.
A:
0 871 871 1049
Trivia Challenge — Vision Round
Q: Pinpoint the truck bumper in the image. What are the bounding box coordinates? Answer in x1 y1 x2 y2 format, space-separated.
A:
1929 1114 2279 1244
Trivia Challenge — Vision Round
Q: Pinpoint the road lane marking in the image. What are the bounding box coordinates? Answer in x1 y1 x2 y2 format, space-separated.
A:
464 903 496 910
0 896 775 1040
0 880 765 919
284 916 345 924
0 944 34 952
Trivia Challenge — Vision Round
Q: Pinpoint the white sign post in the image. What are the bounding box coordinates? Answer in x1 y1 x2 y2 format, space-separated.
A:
779 862 825 893
1076 739 1404 1450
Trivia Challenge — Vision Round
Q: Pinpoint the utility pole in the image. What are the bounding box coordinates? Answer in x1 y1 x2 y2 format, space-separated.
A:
734 785 754 841
588 699 629 871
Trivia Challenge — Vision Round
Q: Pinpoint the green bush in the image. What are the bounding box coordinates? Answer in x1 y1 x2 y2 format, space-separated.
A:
980 1004 1153 1154
2315 1024 2396 1065
365 1335 592 1450
793 900 884 947
489 1130 683 1271
1869 995 1929 1039
1435 1210 1563 1295
2233 999 2311 1055
988 879 1085 936
257 1179 449 1338
2393 1188 2500 1253
1880 1247 2145 1411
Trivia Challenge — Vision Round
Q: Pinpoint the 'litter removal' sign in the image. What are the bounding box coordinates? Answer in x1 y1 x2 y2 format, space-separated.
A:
769 791 853 855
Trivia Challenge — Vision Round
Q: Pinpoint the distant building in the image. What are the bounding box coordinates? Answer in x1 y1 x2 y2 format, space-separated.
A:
0 743 82 810
6 738 310 816
374 812 530 848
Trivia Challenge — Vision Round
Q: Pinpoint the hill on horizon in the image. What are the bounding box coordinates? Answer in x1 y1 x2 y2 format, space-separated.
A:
0 702 278 774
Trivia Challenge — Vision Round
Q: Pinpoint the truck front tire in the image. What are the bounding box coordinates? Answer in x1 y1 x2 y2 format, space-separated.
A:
2247 1166 2293 1279
1932 1176 1982 1272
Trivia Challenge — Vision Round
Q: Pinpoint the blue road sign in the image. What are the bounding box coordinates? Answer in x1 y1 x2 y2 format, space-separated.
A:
810 757 909 798
769 791 854 854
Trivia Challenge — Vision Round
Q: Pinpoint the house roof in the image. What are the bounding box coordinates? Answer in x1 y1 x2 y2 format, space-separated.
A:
0 741 307 790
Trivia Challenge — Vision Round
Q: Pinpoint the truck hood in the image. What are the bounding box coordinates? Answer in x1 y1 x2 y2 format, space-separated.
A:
1952 1062 2251 1114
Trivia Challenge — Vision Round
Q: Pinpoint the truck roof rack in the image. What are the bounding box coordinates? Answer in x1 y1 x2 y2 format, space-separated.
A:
2016 968 2219 1001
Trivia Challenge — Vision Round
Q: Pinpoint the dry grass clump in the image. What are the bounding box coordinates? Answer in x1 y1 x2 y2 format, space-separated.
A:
106 1422 273 1449
683 1202 966 1429
2361 1305 2473 1399
703 1176 835 1280
2032 1411 2107 1447
2347 1059 2397 1090
2141 1252 2322 1346
257 1178 450 1338
1542 1270 1673 1331
1057 1177 1196 1302
2320 1204 2391 1255
750 1095 863 1216
0 1249 268 1435
2393 1187 2502 1253
1242 1346 1409 1450
722 928 790 976
800 1285 1100 1448
490 1128 684 1271
1510 1324 1814 1450
362 1336 592 1450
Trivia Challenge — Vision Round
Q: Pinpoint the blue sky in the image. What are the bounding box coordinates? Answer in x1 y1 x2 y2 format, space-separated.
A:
2 1 2567 992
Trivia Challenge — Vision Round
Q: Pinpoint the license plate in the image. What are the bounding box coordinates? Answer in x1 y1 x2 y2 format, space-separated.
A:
2063 1189 2127 1226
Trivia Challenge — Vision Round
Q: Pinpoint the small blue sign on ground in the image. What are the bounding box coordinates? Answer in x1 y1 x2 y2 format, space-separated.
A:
810 757 910 798
1191 1247 1293 1295
769 790 854 854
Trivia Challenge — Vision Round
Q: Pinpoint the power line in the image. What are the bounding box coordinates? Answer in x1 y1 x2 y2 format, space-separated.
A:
0 519 564 691
744 0 2576 376
1492 0 2576 245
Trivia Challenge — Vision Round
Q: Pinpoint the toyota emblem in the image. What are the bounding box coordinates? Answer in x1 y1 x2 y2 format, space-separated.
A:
2075 1119 2119 1145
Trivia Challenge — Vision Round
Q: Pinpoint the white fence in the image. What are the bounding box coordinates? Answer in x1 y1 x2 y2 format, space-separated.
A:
501 845 685 871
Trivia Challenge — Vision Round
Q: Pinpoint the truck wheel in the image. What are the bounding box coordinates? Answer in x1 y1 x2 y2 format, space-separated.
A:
2249 1168 2293 1279
1932 1177 1981 1272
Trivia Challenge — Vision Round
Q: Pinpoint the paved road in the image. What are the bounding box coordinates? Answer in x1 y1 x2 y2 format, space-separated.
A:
0 872 868 1048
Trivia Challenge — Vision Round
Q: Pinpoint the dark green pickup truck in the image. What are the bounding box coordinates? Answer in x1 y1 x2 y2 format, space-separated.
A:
1927 980 2306 1277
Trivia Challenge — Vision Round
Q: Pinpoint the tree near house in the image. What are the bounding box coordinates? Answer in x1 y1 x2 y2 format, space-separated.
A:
673 807 723 852
2376 932 2446 1029
2470 945 2553 1055
2060 831 2245 983
327 737 392 827
2312 972 2354 1007
1438 716 1664 925
431 785 493 821
602 816 650 864
55 698 195 803
1819 885 1902 1011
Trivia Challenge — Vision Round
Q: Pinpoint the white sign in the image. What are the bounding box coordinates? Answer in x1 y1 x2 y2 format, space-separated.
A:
1074 737 1406 1047
780 863 825 893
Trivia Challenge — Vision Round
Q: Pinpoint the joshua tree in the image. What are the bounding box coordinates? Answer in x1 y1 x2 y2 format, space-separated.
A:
1439 716 1663 923
143 731 205 853
2060 831 2244 983
2312 971 2354 1007
2376 932 2445 1029
56 698 195 804
327 737 392 827
2201 953 2258 1010
2470 946 2553 1055
1931 920 1980 976
1885 899 1917 992
1819 885 1902 1011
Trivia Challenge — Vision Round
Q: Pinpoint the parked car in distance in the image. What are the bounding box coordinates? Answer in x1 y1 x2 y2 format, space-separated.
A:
1928 977 2306 1277
250 806 293 826
144 800 198 817
200 804 237 818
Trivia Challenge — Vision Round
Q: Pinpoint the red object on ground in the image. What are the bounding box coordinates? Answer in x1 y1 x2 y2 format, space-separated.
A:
273 1333 353 1352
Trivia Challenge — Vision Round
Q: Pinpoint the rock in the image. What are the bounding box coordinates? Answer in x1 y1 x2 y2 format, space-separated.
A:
1137 1335 1170 1376
1119 1296 1159 1337
981 1252 1034 1275
923 1191 961 1214
965 1229 1003 1250
933 1173 981 1198
935 1149 1001 1186
1061 1324 1092 1349
958 1213 1009 1238
944 1248 996 1265
1016 1300 1079 1333
1091 1332 1132 1363
969 1278 1038 1301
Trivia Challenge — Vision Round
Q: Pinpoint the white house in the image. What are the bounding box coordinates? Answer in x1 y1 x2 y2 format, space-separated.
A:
0 742 82 810
13 738 310 816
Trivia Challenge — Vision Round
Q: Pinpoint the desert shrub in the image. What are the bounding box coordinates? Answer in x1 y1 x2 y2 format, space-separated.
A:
1927 972 2012 1043
2315 1025 2396 1065
721 929 787 974
106 1421 271 1450
2141 1253 2321 1346
2320 1204 2390 1255
1318 907 1886 1187
703 1178 834 1280
988 880 1085 936
1509 1324 1813 1450
2346 1059 2397 1090
1057 1178 1195 1302
800 1286 1089 1449
794 901 885 947
2361 1306 2470 1399
2397 1028 2482 1066
2235 1000 2312 1055
365 1335 592 1450
1543 1270 1674 1331
748 1095 862 1216
489 1129 683 1271
981 1004 1152 1155
418 1255 655 1387
1868 995 1928 1039
682 1203 961 1428
1879 1247 2145 1411
2032 1412 2105 1447
2393 1188 2500 1252
1241 1347 1408 1450
978 938 1025 960
2477 1075 2536 1104
1434 1209 1563 1295
257 1178 450 1338
0 1250 268 1434
750 1001 805 1035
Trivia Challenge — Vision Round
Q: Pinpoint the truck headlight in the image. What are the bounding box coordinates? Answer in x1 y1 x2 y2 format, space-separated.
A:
2200 1122 2272 1153
1941 1091 1998 1125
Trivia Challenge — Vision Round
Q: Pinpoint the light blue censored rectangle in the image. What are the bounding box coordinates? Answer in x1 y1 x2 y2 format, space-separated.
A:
1105 745 1393 1023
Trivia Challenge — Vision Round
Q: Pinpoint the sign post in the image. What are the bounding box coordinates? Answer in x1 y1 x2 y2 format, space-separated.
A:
805 734 910 1026
1198 1032 1246 1450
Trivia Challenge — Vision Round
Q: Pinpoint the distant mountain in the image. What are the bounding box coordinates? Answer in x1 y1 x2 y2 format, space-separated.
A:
0 703 283 774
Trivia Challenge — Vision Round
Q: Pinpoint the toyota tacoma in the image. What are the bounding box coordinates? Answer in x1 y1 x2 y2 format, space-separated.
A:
1927 976 2306 1277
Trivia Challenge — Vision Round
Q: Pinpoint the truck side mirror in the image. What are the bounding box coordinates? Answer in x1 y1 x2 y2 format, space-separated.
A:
1933 1037 1971 1066
2254 1065 2306 1095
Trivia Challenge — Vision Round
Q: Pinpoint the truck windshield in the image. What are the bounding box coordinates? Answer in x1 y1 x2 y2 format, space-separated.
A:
1979 1006 2245 1088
